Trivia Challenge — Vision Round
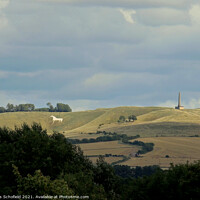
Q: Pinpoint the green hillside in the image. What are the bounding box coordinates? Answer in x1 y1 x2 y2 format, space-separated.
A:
0 109 108 134
1 106 200 137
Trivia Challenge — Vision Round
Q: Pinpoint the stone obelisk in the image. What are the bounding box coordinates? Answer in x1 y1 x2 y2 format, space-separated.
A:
175 92 184 110
178 92 181 107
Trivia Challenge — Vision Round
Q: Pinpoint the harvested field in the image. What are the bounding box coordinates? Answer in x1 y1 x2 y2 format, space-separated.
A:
78 141 140 163
122 137 200 168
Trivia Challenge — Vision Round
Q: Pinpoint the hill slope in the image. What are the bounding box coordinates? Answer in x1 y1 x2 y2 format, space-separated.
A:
1 107 200 137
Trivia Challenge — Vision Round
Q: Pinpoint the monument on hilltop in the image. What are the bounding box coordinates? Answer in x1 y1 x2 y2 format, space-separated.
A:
175 92 184 110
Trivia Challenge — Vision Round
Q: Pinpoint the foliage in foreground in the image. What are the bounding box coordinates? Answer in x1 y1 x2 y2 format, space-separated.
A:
0 123 200 200
121 161 200 200
0 123 116 199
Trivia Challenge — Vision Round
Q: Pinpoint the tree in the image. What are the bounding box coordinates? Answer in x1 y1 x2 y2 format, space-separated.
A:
0 123 107 198
0 107 6 113
6 103 14 112
94 156 119 199
13 165 74 196
128 115 137 121
46 102 54 112
15 104 35 111
122 161 200 200
118 115 125 123
56 103 72 112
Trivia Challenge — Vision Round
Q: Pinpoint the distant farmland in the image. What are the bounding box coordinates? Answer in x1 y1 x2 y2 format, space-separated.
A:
78 137 200 168
78 141 141 165
1 106 200 168
122 137 200 168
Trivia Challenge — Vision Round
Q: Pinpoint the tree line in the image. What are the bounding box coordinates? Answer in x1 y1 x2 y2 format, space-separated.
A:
122 139 154 155
0 102 72 113
67 132 140 144
0 123 200 199
114 165 162 179
68 131 153 155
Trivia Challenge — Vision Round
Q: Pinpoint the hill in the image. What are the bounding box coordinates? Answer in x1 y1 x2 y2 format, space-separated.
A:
1 106 200 137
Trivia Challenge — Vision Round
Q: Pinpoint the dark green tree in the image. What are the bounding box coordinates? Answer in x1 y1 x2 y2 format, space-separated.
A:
0 123 109 198
56 103 72 112
122 161 200 200
0 107 6 113
128 115 137 121
15 104 35 111
13 165 74 196
46 102 54 112
94 156 119 199
118 116 125 122
6 103 15 112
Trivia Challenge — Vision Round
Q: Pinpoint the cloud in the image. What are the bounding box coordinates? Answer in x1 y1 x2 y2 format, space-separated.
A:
0 0 9 29
0 90 27 107
0 70 9 78
0 0 9 9
38 0 198 9
83 72 167 98
0 14 8 28
136 8 190 26
0 70 43 78
189 4 200 25
84 73 122 88
119 9 136 24
186 98 200 109
1 0 200 111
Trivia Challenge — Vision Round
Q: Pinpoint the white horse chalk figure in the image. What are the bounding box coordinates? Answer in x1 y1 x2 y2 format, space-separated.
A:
50 115 63 124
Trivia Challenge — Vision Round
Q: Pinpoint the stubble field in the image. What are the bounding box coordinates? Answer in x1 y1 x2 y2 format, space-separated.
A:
122 137 200 168
78 141 141 164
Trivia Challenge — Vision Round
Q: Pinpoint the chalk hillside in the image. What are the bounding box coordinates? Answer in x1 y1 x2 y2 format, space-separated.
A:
1 106 200 137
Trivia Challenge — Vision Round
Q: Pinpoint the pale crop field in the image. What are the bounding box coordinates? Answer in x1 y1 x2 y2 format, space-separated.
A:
78 141 140 157
78 141 140 164
122 137 200 168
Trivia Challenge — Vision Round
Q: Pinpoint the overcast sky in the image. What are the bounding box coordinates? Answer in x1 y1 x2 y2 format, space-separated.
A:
1 0 200 111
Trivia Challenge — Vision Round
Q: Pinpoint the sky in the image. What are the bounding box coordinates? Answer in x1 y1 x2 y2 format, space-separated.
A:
1 0 200 111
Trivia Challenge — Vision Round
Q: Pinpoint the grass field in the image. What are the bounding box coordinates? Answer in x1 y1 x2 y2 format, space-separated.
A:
101 122 200 137
122 137 200 168
78 141 140 164
1 106 200 137
0 109 108 134
98 108 200 137
77 137 200 168
78 141 140 156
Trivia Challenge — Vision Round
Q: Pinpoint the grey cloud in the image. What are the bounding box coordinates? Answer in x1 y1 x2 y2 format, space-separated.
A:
0 0 9 29
39 0 198 10
0 0 9 9
4 5 145 47
136 8 190 26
